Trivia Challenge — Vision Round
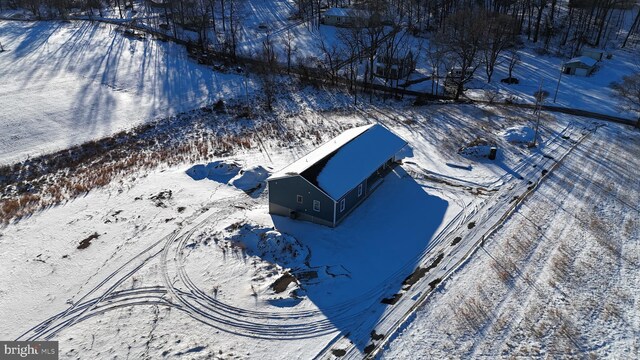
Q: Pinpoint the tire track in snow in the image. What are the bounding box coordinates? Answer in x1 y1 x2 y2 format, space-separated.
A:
321 123 597 359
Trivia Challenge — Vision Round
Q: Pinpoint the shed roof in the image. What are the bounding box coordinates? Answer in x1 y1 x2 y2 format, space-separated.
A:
268 124 407 200
325 7 351 17
564 56 597 67
324 7 370 18
582 48 604 54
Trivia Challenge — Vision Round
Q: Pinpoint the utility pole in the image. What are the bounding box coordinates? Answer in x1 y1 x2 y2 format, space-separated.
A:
553 64 563 103
531 79 544 148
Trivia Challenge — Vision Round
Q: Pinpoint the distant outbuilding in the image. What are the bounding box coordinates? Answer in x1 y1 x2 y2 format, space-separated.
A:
321 7 389 27
267 124 407 227
321 7 369 27
581 48 604 61
562 56 597 76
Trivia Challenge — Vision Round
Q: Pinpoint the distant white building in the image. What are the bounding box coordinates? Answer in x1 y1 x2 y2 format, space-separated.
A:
321 7 389 27
581 48 605 62
446 68 474 80
563 56 597 76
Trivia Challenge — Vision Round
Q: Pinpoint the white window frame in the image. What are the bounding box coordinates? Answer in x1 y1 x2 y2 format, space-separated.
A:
340 198 346 212
357 184 363 197
297 195 303 204
313 200 320 212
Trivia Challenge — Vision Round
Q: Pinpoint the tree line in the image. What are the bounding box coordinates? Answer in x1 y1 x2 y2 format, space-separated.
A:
2 0 639 104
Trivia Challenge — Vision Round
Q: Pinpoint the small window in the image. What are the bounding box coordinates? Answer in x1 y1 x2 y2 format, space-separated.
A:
357 184 363 197
297 195 303 204
313 200 320 212
340 198 346 212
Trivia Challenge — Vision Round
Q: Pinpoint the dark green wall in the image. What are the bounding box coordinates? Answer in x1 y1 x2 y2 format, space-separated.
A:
335 178 368 224
268 176 335 225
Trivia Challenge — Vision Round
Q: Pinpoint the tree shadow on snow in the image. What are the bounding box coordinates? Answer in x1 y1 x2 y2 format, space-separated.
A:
270 166 448 352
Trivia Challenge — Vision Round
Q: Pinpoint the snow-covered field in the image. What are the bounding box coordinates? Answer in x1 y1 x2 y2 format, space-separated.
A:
384 122 640 358
0 20 255 166
463 45 640 119
1 8 639 359
2 6 638 165
4 90 636 359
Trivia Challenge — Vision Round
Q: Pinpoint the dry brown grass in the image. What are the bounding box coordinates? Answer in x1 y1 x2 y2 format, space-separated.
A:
549 244 572 283
491 252 518 285
0 108 315 224
454 293 491 333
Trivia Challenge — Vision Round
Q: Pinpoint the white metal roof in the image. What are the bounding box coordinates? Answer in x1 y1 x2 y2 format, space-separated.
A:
268 123 407 200
564 56 597 67
316 124 407 199
268 124 374 181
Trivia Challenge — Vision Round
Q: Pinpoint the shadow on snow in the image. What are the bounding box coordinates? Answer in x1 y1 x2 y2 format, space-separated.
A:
270 166 448 351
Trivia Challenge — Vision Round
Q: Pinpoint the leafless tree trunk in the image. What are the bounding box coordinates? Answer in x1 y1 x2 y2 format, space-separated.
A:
255 34 278 111
337 27 364 100
483 13 516 83
622 8 640 48
507 50 520 79
436 9 485 100
532 0 548 43
319 37 345 85
283 29 296 74
426 42 445 96
610 73 640 126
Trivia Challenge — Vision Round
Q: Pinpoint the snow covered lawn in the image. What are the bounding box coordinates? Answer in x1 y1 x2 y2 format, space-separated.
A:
0 20 254 166
383 122 640 358
464 45 640 119
2 97 626 359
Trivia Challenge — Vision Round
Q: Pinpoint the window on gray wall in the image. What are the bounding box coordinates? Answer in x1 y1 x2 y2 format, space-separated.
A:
297 195 303 204
313 200 320 212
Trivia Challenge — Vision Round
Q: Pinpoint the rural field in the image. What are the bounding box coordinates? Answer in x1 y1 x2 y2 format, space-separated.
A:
1 0 639 358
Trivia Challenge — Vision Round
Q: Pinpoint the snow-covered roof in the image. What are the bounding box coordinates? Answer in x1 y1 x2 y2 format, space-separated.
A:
582 48 604 54
324 7 370 18
268 124 407 200
268 125 374 181
564 56 597 67
325 7 351 17
316 124 406 199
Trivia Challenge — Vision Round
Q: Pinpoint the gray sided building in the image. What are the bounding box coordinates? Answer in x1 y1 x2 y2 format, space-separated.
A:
267 124 408 227
562 56 597 76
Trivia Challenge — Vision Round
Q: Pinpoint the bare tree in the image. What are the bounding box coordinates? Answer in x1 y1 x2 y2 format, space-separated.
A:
436 9 485 100
376 30 415 95
611 73 640 127
532 0 548 43
318 37 345 85
255 34 279 111
282 29 296 74
426 42 445 96
337 27 364 104
507 50 520 80
362 15 389 102
622 7 640 49
483 13 516 83
220 0 240 57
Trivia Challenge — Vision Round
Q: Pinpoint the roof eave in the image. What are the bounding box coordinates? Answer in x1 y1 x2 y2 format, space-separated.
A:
329 141 409 200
